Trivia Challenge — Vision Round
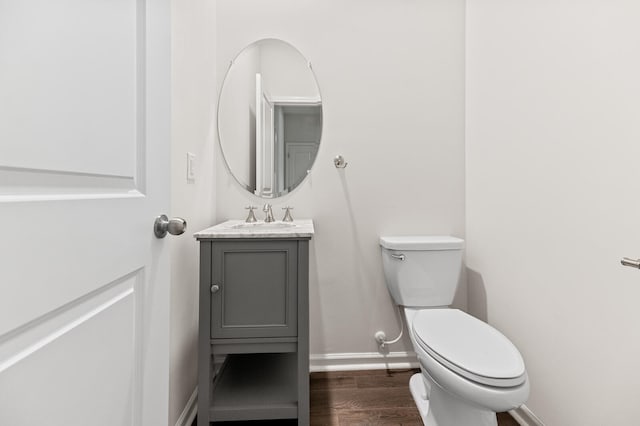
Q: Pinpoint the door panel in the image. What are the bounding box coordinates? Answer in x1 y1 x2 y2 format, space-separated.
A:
211 241 298 339
285 143 318 190
0 1 170 425
223 251 288 326
0 276 138 425
0 0 140 176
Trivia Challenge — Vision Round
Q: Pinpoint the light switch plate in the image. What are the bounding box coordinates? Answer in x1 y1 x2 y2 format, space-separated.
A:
186 152 195 181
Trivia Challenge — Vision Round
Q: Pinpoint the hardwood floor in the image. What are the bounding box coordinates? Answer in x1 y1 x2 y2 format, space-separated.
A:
197 369 520 425
309 369 519 426
310 369 421 425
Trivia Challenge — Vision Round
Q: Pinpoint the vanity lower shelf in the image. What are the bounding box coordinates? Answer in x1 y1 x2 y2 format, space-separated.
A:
210 352 298 422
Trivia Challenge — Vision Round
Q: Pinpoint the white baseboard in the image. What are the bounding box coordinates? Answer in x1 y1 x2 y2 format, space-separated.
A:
509 404 545 426
310 351 419 372
174 387 198 426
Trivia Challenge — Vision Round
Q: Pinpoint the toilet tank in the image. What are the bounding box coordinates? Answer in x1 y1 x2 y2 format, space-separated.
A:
380 236 464 307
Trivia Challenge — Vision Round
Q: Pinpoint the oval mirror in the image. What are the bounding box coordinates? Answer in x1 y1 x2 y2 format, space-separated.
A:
218 39 323 198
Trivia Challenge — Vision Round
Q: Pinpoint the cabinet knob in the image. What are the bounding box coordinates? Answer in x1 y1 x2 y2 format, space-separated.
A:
211 284 220 293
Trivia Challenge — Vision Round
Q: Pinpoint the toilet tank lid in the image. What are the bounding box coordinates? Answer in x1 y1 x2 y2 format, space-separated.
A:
379 236 464 251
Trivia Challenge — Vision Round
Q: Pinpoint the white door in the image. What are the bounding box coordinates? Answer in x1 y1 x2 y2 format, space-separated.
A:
255 73 276 197
285 143 318 190
0 1 171 426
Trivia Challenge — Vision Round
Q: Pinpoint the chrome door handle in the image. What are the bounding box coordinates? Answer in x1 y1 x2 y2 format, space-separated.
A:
154 214 187 238
211 284 220 293
391 254 406 261
621 257 640 269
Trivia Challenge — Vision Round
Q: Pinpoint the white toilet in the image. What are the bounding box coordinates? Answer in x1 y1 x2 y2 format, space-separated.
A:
380 236 529 426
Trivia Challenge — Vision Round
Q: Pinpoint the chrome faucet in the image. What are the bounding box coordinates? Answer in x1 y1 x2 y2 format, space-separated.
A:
263 203 275 222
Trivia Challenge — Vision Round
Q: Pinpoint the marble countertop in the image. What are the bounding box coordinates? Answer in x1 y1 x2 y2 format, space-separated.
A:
194 219 314 239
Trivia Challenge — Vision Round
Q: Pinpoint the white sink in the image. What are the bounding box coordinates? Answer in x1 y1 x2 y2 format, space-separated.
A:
229 221 297 230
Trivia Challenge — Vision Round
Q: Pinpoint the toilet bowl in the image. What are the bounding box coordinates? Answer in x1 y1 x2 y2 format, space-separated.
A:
407 308 529 426
380 236 529 426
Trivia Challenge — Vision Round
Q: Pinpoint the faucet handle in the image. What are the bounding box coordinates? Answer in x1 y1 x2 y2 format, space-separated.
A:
244 206 258 223
282 206 294 222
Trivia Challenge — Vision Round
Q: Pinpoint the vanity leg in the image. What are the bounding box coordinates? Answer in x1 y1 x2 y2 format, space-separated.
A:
297 346 309 426
198 242 213 426
297 241 310 426
197 356 212 426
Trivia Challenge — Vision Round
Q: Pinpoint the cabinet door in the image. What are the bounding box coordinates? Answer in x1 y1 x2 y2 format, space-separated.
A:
211 241 298 338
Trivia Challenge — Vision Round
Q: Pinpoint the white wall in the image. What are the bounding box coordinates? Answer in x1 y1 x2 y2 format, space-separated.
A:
259 41 319 99
169 1 217 424
215 0 466 358
466 1 640 424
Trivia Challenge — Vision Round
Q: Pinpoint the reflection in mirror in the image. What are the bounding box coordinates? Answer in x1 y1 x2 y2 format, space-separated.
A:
218 39 323 198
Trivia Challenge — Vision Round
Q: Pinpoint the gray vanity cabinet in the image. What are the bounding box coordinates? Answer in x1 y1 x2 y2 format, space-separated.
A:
197 236 310 425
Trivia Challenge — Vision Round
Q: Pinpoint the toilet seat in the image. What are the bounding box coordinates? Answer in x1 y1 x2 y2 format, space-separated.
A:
413 309 526 388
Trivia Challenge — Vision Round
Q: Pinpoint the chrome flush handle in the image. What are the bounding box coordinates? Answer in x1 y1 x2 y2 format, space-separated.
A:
621 257 640 269
391 253 406 261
